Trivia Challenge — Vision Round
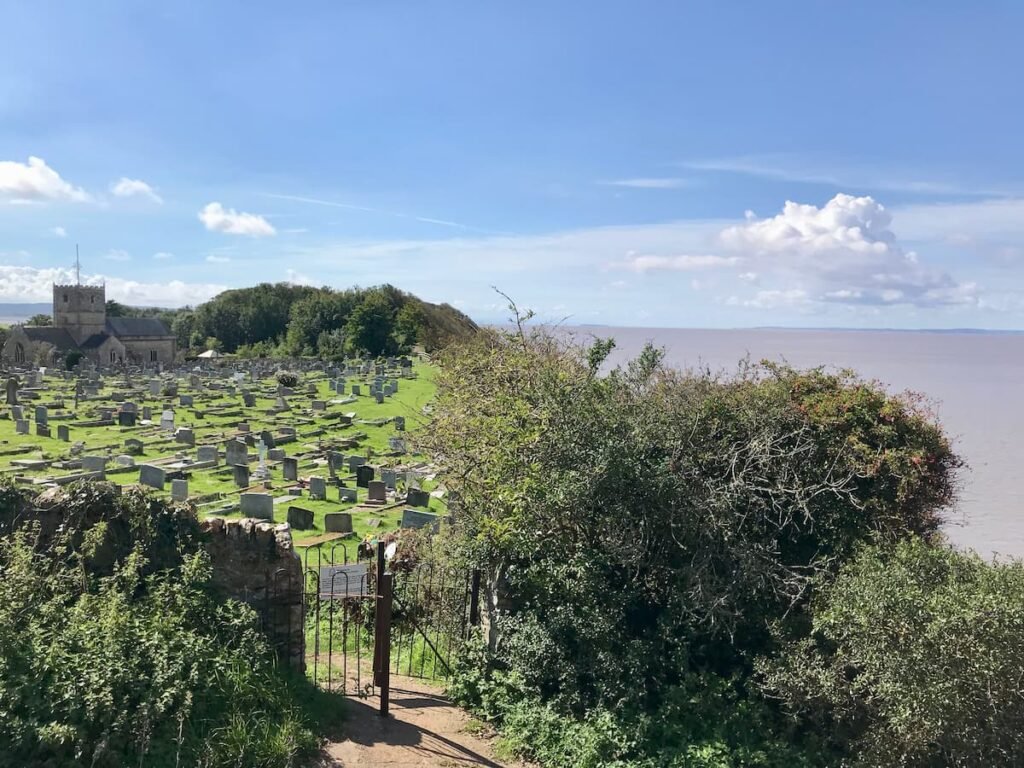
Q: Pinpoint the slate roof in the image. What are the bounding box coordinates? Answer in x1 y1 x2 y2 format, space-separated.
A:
80 333 112 350
22 326 79 351
105 317 172 338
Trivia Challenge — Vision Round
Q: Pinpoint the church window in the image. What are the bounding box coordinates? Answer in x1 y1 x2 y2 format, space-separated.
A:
90 295 95 304
110 350 117 364
63 293 68 303
149 350 158 362
14 343 24 364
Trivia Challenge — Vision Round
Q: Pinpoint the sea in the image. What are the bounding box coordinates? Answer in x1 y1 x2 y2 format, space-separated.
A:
565 326 1024 559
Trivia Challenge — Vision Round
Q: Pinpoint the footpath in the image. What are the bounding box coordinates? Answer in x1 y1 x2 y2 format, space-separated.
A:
322 676 524 767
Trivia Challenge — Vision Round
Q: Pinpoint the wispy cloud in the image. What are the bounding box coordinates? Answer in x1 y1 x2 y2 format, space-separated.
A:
599 178 693 190
682 155 1013 197
205 254 231 263
153 252 174 260
262 192 505 235
51 226 67 238
104 249 132 262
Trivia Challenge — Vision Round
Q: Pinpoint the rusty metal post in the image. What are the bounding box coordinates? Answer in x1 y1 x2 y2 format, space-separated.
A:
378 572 394 717
372 541 386 683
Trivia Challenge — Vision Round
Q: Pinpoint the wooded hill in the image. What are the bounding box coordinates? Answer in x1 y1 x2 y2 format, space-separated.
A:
109 283 478 358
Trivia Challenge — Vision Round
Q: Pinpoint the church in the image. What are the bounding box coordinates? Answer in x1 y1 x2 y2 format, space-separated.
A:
3 282 176 367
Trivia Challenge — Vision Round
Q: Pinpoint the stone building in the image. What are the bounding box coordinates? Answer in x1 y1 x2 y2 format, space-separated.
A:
3 283 176 367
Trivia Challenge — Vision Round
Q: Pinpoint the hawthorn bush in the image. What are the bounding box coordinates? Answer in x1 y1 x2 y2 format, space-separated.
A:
427 322 962 765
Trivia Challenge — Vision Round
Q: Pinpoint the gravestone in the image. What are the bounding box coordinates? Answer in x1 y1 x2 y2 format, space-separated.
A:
356 464 375 488
242 392 256 407
374 391 384 404
240 492 273 520
225 439 248 466
118 411 136 427
367 480 387 503
381 468 397 490
5 377 18 405
197 445 218 464
160 410 175 431
309 476 327 500
388 437 406 453
142 406 153 420
269 448 285 461
125 438 144 455
36 424 50 438
351 384 361 396
139 465 166 490
394 416 406 431
324 512 353 533
287 506 314 529
171 479 188 501
82 456 107 473
282 457 298 481
57 425 70 441
179 394 194 407
114 455 135 468
401 508 441 531
149 380 160 396
312 400 326 411
232 463 250 488
11 405 23 420
406 488 431 508
237 422 250 432
347 455 366 472
175 427 195 446
259 430 275 449
34 405 47 425
338 486 357 503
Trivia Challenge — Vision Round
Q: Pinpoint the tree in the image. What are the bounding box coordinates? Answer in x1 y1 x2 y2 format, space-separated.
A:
203 337 223 353
26 314 51 327
762 539 1024 767
170 311 196 351
395 302 425 348
345 290 398 357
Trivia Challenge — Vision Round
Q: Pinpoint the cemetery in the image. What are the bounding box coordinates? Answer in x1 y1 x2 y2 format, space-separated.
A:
0 354 447 553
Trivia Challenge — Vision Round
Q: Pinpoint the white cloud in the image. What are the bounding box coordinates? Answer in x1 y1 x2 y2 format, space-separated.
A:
600 178 692 189
104 249 132 262
719 194 978 308
153 252 174 260
0 264 225 307
111 177 162 203
199 202 276 237
285 269 314 286
51 226 67 238
0 156 90 204
728 289 811 309
206 254 231 263
624 253 739 272
738 271 758 282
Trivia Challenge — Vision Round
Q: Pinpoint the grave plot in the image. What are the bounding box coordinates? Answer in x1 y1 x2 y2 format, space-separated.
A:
0 357 449 552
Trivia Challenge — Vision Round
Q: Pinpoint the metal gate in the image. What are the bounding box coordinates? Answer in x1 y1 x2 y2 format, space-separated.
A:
302 541 480 716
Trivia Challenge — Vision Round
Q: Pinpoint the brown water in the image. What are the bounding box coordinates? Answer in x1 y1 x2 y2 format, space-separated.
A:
567 326 1024 558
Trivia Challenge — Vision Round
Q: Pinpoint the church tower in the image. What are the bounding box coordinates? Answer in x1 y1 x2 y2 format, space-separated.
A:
52 282 106 344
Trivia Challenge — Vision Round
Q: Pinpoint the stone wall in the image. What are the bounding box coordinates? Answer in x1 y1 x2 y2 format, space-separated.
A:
200 517 305 671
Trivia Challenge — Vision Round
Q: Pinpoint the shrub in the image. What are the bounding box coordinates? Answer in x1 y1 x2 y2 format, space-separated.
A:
275 370 299 388
761 539 1024 767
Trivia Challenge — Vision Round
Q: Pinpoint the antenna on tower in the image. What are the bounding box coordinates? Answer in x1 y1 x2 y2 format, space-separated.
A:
75 245 81 286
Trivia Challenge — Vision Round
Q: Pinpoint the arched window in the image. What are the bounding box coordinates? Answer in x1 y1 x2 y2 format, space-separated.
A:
14 343 24 364
63 293 68 303
110 350 117 364
149 350 158 362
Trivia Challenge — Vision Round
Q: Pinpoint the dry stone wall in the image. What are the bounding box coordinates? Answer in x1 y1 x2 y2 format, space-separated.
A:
200 516 305 670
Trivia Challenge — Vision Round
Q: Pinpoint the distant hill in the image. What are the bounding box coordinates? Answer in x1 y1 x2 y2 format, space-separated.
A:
0 303 51 324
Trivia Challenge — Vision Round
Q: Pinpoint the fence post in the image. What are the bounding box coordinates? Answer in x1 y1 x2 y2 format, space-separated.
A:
378 572 394 717
372 541 386 683
469 570 482 626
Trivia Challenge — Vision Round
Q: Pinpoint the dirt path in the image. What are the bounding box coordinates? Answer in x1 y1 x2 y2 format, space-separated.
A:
320 676 523 767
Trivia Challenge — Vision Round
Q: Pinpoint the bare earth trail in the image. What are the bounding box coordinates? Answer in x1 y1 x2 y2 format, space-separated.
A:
320 676 525 767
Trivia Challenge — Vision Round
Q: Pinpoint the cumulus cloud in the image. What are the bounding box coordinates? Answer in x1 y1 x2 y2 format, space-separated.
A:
0 264 225 307
111 177 162 203
52 226 67 238
0 156 90 204
199 202 276 237
719 193 977 308
624 253 740 272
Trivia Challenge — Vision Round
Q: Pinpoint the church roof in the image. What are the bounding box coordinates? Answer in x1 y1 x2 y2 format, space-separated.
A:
80 332 113 350
22 326 79 351
106 317 172 338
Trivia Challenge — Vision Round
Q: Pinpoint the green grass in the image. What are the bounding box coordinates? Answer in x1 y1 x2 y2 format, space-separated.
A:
0 362 444 548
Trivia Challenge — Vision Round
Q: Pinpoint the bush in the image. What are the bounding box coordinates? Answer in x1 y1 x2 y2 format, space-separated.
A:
428 322 960 765
761 539 1024 767
0 484 321 768
275 370 299 388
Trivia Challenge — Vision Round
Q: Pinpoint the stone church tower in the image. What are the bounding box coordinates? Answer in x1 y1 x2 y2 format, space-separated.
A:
52 283 106 344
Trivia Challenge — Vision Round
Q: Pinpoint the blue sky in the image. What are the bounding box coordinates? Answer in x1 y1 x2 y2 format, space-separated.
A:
2 1 1023 328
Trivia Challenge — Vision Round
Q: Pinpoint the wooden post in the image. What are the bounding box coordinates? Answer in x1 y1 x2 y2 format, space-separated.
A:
378 573 393 717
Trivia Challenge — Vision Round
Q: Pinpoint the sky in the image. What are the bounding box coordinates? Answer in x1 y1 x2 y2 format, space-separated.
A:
1 1 1023 328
